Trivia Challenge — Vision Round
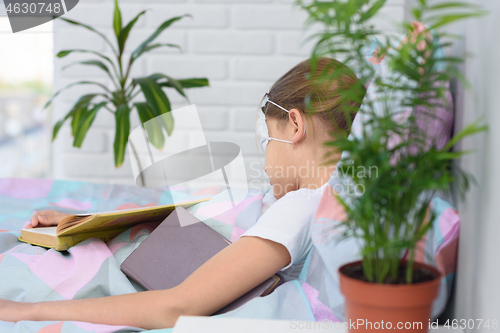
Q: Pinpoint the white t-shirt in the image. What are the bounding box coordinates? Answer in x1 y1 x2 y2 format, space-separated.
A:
237 183 327 282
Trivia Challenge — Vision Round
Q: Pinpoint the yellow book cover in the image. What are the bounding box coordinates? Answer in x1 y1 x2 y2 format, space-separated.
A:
19 197 210 251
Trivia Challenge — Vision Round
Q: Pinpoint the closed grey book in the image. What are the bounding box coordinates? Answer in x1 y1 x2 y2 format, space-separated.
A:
120 206 283 315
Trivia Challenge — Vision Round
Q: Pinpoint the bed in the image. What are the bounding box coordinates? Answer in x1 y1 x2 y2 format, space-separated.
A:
0 177 459 332
0 178 213 332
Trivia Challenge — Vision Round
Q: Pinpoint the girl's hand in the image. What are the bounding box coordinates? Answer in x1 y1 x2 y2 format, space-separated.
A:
400 21 433 53
26 210 71 229
368 21 431 66
399 21 433 75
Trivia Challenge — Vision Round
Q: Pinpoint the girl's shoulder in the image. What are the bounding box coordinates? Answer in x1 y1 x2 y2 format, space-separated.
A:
281 183 328 201
262 183 328 215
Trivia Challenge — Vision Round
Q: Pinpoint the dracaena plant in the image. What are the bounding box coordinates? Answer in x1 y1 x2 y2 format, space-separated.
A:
43 0 209 168
298 0 486 283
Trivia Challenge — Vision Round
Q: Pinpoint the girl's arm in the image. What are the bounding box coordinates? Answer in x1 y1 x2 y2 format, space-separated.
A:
0 235 291 330
367 21 432 66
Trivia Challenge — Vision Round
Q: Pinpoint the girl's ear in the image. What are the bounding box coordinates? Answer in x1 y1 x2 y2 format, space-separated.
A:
288 109 306 145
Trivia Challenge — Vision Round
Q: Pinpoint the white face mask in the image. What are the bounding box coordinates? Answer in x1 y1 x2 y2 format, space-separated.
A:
256 95 305 153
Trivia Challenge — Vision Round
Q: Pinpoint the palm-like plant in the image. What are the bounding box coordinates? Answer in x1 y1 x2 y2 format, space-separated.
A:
44 0 209 168
298 0 486 284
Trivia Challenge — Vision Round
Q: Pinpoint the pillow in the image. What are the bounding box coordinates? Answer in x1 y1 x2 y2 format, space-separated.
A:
403 195 460 317
295 185 459 322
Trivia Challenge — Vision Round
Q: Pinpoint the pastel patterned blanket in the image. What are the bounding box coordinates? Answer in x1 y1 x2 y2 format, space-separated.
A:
0 178 217 333
0 178 459 333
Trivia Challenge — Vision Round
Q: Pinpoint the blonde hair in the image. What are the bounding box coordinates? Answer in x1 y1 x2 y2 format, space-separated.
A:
261 57 365 136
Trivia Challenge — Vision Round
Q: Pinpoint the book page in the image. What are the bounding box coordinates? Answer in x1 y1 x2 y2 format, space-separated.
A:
21 226 57 235
57 197 211 236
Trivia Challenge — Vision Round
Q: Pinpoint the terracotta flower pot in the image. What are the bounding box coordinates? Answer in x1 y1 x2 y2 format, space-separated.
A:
339 260 441 333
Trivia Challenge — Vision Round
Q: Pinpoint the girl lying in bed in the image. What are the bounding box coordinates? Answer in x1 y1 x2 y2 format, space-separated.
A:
0 22 429 329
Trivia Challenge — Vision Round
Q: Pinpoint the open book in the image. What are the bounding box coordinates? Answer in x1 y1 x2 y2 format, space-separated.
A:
19 198 210 251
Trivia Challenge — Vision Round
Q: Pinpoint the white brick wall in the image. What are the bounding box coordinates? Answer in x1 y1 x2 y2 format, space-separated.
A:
52 0 405 190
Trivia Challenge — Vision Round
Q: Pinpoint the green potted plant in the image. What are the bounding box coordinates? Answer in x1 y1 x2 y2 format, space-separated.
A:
298 0 486 330
43 0 209 176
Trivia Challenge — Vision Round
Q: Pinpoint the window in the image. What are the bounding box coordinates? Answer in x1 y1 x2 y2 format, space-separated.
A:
0 15 53 178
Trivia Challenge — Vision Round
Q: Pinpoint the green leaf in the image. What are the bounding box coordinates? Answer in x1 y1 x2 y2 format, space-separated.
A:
131 15 189 62
158 78 209 89
113 0 122 40
55 49 120 78
43 81 111 109
442 119 487 152
57 50 111 63
135 43 181 56
428 12 487 30
162 110 174 136
135 102 165 150
70 95 103 137
114 104 131 168
428 2 479 11
58 17 118 55
52 119 66 141
52 94 99 140
62 60 111 75
436 150 473 160
118 10 147 54
412 8 421 20
57 50 73 57
71 106 86 137
73 102 108 148
134 77 175 135
134 77 172 116
359 0 386 23
148 73 187 100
